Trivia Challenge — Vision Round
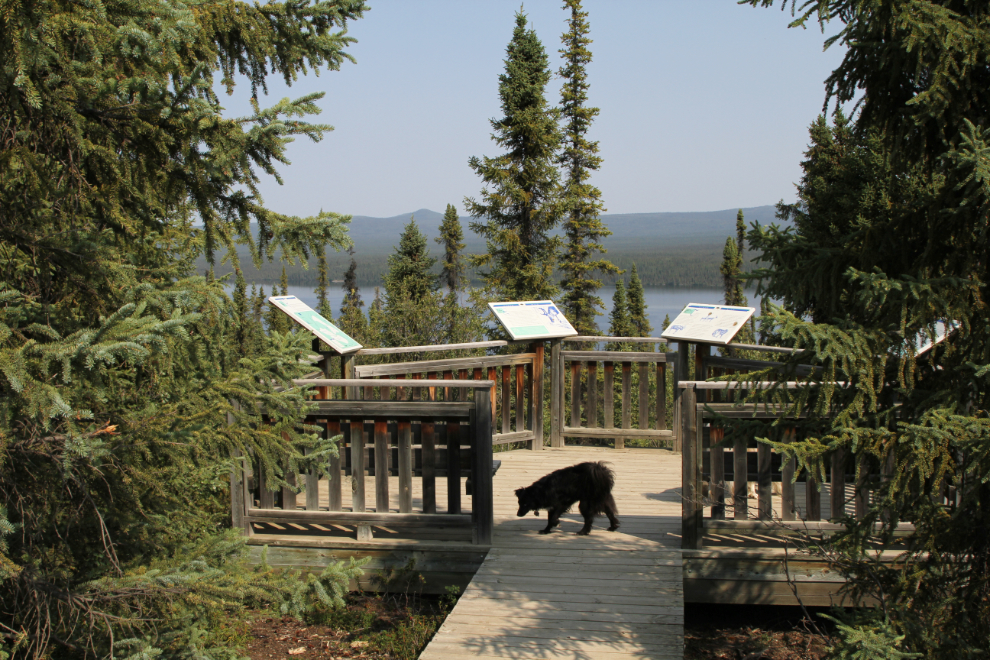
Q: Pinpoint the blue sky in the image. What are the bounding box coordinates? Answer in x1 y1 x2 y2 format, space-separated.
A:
221 1 848 218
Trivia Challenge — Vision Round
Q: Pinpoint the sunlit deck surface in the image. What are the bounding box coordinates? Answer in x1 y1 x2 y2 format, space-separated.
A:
420 446 685 660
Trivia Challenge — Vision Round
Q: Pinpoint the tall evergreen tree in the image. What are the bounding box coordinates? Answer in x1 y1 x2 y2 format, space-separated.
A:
0 0 367 655
720 237 742 306
340 246 363 315
735 208 746 274
626 264 652 337
338 246 367 342
316 251 332 320
436 204 467 295
556 0 618 336
747 2 990 652
383 217 437 304
720 210 747 308
255 285 267 323
467 9 562 306
607 279 630 351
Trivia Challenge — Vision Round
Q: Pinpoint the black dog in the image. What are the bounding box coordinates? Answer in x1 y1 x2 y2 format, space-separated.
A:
515 461 620 535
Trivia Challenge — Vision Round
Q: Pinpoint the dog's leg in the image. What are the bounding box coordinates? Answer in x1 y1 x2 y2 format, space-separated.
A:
540 508 562 534
603 494 620 532
576 501 594 535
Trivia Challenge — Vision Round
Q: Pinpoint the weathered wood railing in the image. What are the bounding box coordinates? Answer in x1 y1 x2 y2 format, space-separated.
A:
348 341 545 450
231 378 494 545
549 336 676 449
678 373 901 550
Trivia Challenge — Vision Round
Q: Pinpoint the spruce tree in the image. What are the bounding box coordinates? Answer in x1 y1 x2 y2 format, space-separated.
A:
340 245 363 315
735 208 746 275
467 9 562 305
626 264 652 337
437 204 466 295
316 251 332 320
746 2 990 651
720 237 742 306
0 0 368 655
383 217 437 304
607 279 630 351
338 246 367 342
557 0 618 336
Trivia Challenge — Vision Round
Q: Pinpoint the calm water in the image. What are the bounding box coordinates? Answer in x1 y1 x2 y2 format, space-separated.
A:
253 284 763 339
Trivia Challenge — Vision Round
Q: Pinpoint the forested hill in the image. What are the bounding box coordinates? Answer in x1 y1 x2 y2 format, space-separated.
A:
202 205 783 288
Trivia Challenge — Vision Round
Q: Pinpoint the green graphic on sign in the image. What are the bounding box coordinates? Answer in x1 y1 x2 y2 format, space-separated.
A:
268 295 362 354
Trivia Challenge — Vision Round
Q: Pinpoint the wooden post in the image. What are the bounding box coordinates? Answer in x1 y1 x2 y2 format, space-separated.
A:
374 420 389 513
587 362 598 429
681 384 702 549
515 364 525 433
619 362 631 450
758 442 772 520
656 362 667 432
230 448 246 533
487 366 497 428
447 421 461 514
350 420 371 541
258 463 274 509
550 338 564 448
570 361 582 428
328 420 342 511
674 341 690 453
282 458 297 511
228 403 249 535
733 424 748 520
638 362 650 431
604 361 615 435
530 342 544 450
422 420 436 514
472 385 494 545
398 421 412 513
342 353 357 400
309 346 331 511
710 427 725 520
501 366 511 433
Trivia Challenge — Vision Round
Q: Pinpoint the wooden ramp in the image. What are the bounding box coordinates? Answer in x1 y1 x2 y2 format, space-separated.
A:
421 447 684 660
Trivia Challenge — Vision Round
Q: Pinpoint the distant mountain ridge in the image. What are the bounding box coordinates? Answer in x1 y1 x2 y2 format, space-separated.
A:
206 205 784 289
344 205 782 253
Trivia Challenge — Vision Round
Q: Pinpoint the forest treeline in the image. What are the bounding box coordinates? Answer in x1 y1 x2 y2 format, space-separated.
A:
200 242 751 289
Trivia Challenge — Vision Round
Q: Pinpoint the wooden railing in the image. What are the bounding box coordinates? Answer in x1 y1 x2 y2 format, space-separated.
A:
549 336 675 449
678 373 900 550
348 341 545 450
231 378 495 545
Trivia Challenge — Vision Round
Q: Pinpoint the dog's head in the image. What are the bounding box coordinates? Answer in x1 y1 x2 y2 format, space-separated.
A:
514 487 540 517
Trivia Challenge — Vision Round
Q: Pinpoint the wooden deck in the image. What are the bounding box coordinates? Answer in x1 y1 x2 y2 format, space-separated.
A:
420 447 685 660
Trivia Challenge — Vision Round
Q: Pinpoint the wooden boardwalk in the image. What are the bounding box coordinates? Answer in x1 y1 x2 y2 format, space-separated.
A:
420 447 685 660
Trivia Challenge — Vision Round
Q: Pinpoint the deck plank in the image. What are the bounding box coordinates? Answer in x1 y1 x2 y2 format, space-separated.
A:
419 447 685 660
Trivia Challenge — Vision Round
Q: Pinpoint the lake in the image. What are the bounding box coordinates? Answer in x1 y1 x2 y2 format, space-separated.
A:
259 284 764 338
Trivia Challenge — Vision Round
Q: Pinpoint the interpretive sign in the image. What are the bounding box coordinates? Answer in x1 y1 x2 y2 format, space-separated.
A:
660 303 756 345
268 295 362 354
489 300 578 341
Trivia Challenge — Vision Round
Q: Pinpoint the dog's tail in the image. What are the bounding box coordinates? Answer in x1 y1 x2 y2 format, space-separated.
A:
588 461 617 512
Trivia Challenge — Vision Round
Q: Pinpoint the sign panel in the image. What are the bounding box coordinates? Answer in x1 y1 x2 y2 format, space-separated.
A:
489 300 578 341
660 303 756 345
268 295 362 354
